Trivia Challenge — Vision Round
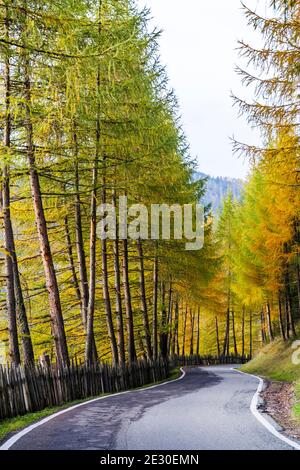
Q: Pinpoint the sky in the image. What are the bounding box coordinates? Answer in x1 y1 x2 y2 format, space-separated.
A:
136 0 266 179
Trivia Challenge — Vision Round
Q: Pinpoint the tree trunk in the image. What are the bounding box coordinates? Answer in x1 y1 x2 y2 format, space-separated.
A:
196 307 200 356
285 267 296 338
215 316 221 357
182 305 187 356
64 216 81 302
23 14 68 366
266 303 274 341
99 167 118 366
278 293 286 340
3 166 20 365
73 139 97 363
241 306 245 357
171 297 179 357
249 312 253 358
137 239 152 359
137 330 146 359
112 192 125 366
85 76 102 364
189 309 195 355
222 309 230 355
13 254 34 364
159 281 168 358
152 249 158 360
101 234 119 366
166 281 173 355
74 135 89 330
261 309 266 344
2 8 23 365
232 310 238 356
122 239 136 363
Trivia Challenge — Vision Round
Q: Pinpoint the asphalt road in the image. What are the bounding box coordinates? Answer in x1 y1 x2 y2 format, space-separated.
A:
4 366 296 450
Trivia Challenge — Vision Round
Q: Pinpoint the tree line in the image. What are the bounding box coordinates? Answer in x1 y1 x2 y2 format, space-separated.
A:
0 0 299 369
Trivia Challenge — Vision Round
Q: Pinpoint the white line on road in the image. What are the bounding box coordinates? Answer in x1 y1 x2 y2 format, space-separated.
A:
234 368 300 451
0 368 186 450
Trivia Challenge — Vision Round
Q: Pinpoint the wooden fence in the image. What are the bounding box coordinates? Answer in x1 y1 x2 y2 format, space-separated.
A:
0 354 250 421
171 354 251 367
0 358 169 421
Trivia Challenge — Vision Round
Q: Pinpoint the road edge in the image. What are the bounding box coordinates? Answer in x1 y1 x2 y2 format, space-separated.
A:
234 368 300 450
0 367 186 451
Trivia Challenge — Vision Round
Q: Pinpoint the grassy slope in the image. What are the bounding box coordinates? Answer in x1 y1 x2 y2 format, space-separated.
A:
241 338 300 421
0 367 182 443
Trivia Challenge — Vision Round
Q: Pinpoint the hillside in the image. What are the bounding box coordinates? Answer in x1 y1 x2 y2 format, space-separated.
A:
195 171 244 212
241 339 300 434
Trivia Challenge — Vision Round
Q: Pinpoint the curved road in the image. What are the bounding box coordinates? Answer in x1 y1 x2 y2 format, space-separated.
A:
3 366 297 450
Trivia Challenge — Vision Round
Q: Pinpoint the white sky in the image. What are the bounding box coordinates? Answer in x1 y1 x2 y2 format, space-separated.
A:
136 0 267 179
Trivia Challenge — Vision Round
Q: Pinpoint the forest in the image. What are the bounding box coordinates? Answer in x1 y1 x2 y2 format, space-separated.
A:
0 0 299 376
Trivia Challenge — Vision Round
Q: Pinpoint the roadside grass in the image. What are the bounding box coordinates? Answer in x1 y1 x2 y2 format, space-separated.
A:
0 367 182 444
0 397 99 443
293 382 300 423
241 337 300 382
241 337 300 424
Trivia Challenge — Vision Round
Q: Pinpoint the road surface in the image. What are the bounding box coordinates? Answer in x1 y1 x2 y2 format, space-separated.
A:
3 366 297 450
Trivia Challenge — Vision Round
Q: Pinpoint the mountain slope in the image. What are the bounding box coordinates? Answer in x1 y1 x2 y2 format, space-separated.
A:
195 171 244 212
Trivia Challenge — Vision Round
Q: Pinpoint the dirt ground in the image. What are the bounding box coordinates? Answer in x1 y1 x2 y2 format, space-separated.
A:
261 381 300 440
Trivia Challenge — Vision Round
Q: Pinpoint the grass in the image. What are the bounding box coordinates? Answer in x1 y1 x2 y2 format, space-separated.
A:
293 382 300 422
241 337 300 382
0 367 182 444
241 337 300 424
0 397 99 443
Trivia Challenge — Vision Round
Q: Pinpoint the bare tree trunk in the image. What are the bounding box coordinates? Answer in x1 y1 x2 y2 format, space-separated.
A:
249 312 253 358
3 167 34 363
278 294 286 340
99 175 118 366
159 281 168 358
241 306 245 357
189 309 195 355
22 15 68 366
74 137 89 330
166 281 173 355
13 252 34 365
182 305 187 356
266 303 274 342
73 144 97 363
232 310 238 356
176 311 180 356
64 216 81 302
261 309 266 344
137 330 146 359
222 309 230 355
3 165 20 365
101 233 119 366
285 267 296 338
152 249 158 360
137 239 152 359
112 192 125 366
3 7 33 364
215 316 221 357
196 307 200 356
122 239 136 363
85 74 103 364
171 297 179 357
